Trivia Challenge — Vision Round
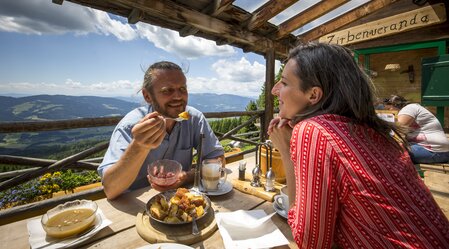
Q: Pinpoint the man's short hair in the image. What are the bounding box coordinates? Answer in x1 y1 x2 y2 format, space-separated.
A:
142 61 182 91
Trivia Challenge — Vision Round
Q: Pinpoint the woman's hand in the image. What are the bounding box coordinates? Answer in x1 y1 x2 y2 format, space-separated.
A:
148 170 188 192
268 117 294 153
268 117 293 134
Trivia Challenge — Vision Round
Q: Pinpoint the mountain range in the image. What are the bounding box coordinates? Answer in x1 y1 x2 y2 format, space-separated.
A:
0 93 255 157
0 93 255 122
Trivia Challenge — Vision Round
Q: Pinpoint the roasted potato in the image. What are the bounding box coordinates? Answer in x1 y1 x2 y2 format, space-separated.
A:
150 202 167 220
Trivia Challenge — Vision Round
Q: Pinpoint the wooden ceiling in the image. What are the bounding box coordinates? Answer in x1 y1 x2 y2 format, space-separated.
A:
53 0 447 60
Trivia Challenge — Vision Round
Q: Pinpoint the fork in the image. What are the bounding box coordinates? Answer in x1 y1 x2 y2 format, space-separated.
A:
190 209 200 236
165 117 186 122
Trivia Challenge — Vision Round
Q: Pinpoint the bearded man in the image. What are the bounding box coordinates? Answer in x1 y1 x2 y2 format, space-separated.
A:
98 61 224 199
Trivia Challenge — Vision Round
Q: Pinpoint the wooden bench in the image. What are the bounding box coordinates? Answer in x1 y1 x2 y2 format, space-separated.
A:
417 163 449 174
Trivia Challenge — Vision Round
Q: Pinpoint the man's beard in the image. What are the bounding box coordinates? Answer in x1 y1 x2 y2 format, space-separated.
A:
150 91 186 118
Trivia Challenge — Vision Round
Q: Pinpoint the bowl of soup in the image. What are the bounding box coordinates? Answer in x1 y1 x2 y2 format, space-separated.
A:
41 199 98 238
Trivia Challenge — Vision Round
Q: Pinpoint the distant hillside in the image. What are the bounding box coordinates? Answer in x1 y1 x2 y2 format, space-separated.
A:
189 93 254 112
0 95 138 122
109 93 255 113
0 93 255 122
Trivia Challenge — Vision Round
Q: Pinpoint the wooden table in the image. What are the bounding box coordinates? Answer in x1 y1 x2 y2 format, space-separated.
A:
0 158 298 249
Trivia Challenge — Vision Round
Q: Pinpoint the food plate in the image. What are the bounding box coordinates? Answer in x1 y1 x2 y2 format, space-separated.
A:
273 202 288 219
145 189 211 225
136 243 194 249
199 181 233 196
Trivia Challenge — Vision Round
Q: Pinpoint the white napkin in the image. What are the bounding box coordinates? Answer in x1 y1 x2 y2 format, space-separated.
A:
215 210 289 249
27 208 112 249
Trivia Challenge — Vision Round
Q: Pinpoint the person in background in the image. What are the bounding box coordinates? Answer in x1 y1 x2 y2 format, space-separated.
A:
384 95 449 164
373 97 385 110
98 61 224 200
268 42 449 248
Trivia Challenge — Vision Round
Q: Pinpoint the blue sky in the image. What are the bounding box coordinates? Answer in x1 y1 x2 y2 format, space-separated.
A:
0 0 369 99
0 0 278 99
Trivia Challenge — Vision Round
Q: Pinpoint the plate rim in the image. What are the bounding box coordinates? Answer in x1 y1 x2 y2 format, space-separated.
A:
273 201 288 219
136 243 194 249
199 180 233 196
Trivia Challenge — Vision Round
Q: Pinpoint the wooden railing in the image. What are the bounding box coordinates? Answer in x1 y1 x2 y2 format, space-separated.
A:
0 110 265 191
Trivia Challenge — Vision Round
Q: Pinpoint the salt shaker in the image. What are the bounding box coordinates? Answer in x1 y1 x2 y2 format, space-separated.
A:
250 165 262 187
264 166 276 192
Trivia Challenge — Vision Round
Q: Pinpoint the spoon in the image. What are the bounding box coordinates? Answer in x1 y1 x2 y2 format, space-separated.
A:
165 111 189 122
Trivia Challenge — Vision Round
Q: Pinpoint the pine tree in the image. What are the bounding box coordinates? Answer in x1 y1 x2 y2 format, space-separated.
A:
256 64 283 110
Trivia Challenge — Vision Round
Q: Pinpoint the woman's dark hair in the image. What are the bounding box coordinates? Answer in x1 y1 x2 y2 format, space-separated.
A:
288 42 408 149
384 95 409 109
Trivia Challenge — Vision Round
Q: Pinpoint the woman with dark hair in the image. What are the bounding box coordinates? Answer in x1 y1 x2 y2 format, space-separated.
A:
384 95 449 164
268 42 449 248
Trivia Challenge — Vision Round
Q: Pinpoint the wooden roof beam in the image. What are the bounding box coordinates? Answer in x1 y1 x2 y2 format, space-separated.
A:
113 0 269 46
180 0 235 37
127 8 142 24
206 0 235 15
216 38 235 46
300 0 400 42
274 0 349 40
246 0 298 31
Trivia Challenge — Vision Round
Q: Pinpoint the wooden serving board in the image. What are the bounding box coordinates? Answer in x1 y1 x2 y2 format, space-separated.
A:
136 210 217 245
231 173 285 202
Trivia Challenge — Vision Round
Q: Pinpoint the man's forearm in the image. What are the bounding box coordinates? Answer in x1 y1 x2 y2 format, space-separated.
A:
102 141 150 199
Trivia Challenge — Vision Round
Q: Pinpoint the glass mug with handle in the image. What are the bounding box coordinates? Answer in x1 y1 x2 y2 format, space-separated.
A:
201 158 227 191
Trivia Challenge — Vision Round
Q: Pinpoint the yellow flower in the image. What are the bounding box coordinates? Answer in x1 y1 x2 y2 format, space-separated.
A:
52 172 61 177
52 184 60 191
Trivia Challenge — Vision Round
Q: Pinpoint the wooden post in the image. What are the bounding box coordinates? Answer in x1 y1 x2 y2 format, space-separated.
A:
262 48 275 142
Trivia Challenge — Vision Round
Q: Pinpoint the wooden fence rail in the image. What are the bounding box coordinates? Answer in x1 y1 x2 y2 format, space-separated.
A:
0 155 100 180
0 111 264 133
0 110 265 193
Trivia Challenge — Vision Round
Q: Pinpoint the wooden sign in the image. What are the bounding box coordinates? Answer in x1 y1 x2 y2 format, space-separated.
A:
319 3 447 46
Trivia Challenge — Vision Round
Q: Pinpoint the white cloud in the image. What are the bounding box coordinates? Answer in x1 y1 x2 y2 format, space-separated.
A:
0 0 137 40
93 12 137 41
0 79 141 97
0 56 281 98
212 57 265 82
135 24 235 59
187 57 274 98
0 0 234 57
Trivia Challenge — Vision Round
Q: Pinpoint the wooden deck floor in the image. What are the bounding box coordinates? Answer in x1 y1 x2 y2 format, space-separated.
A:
424 171 449 219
